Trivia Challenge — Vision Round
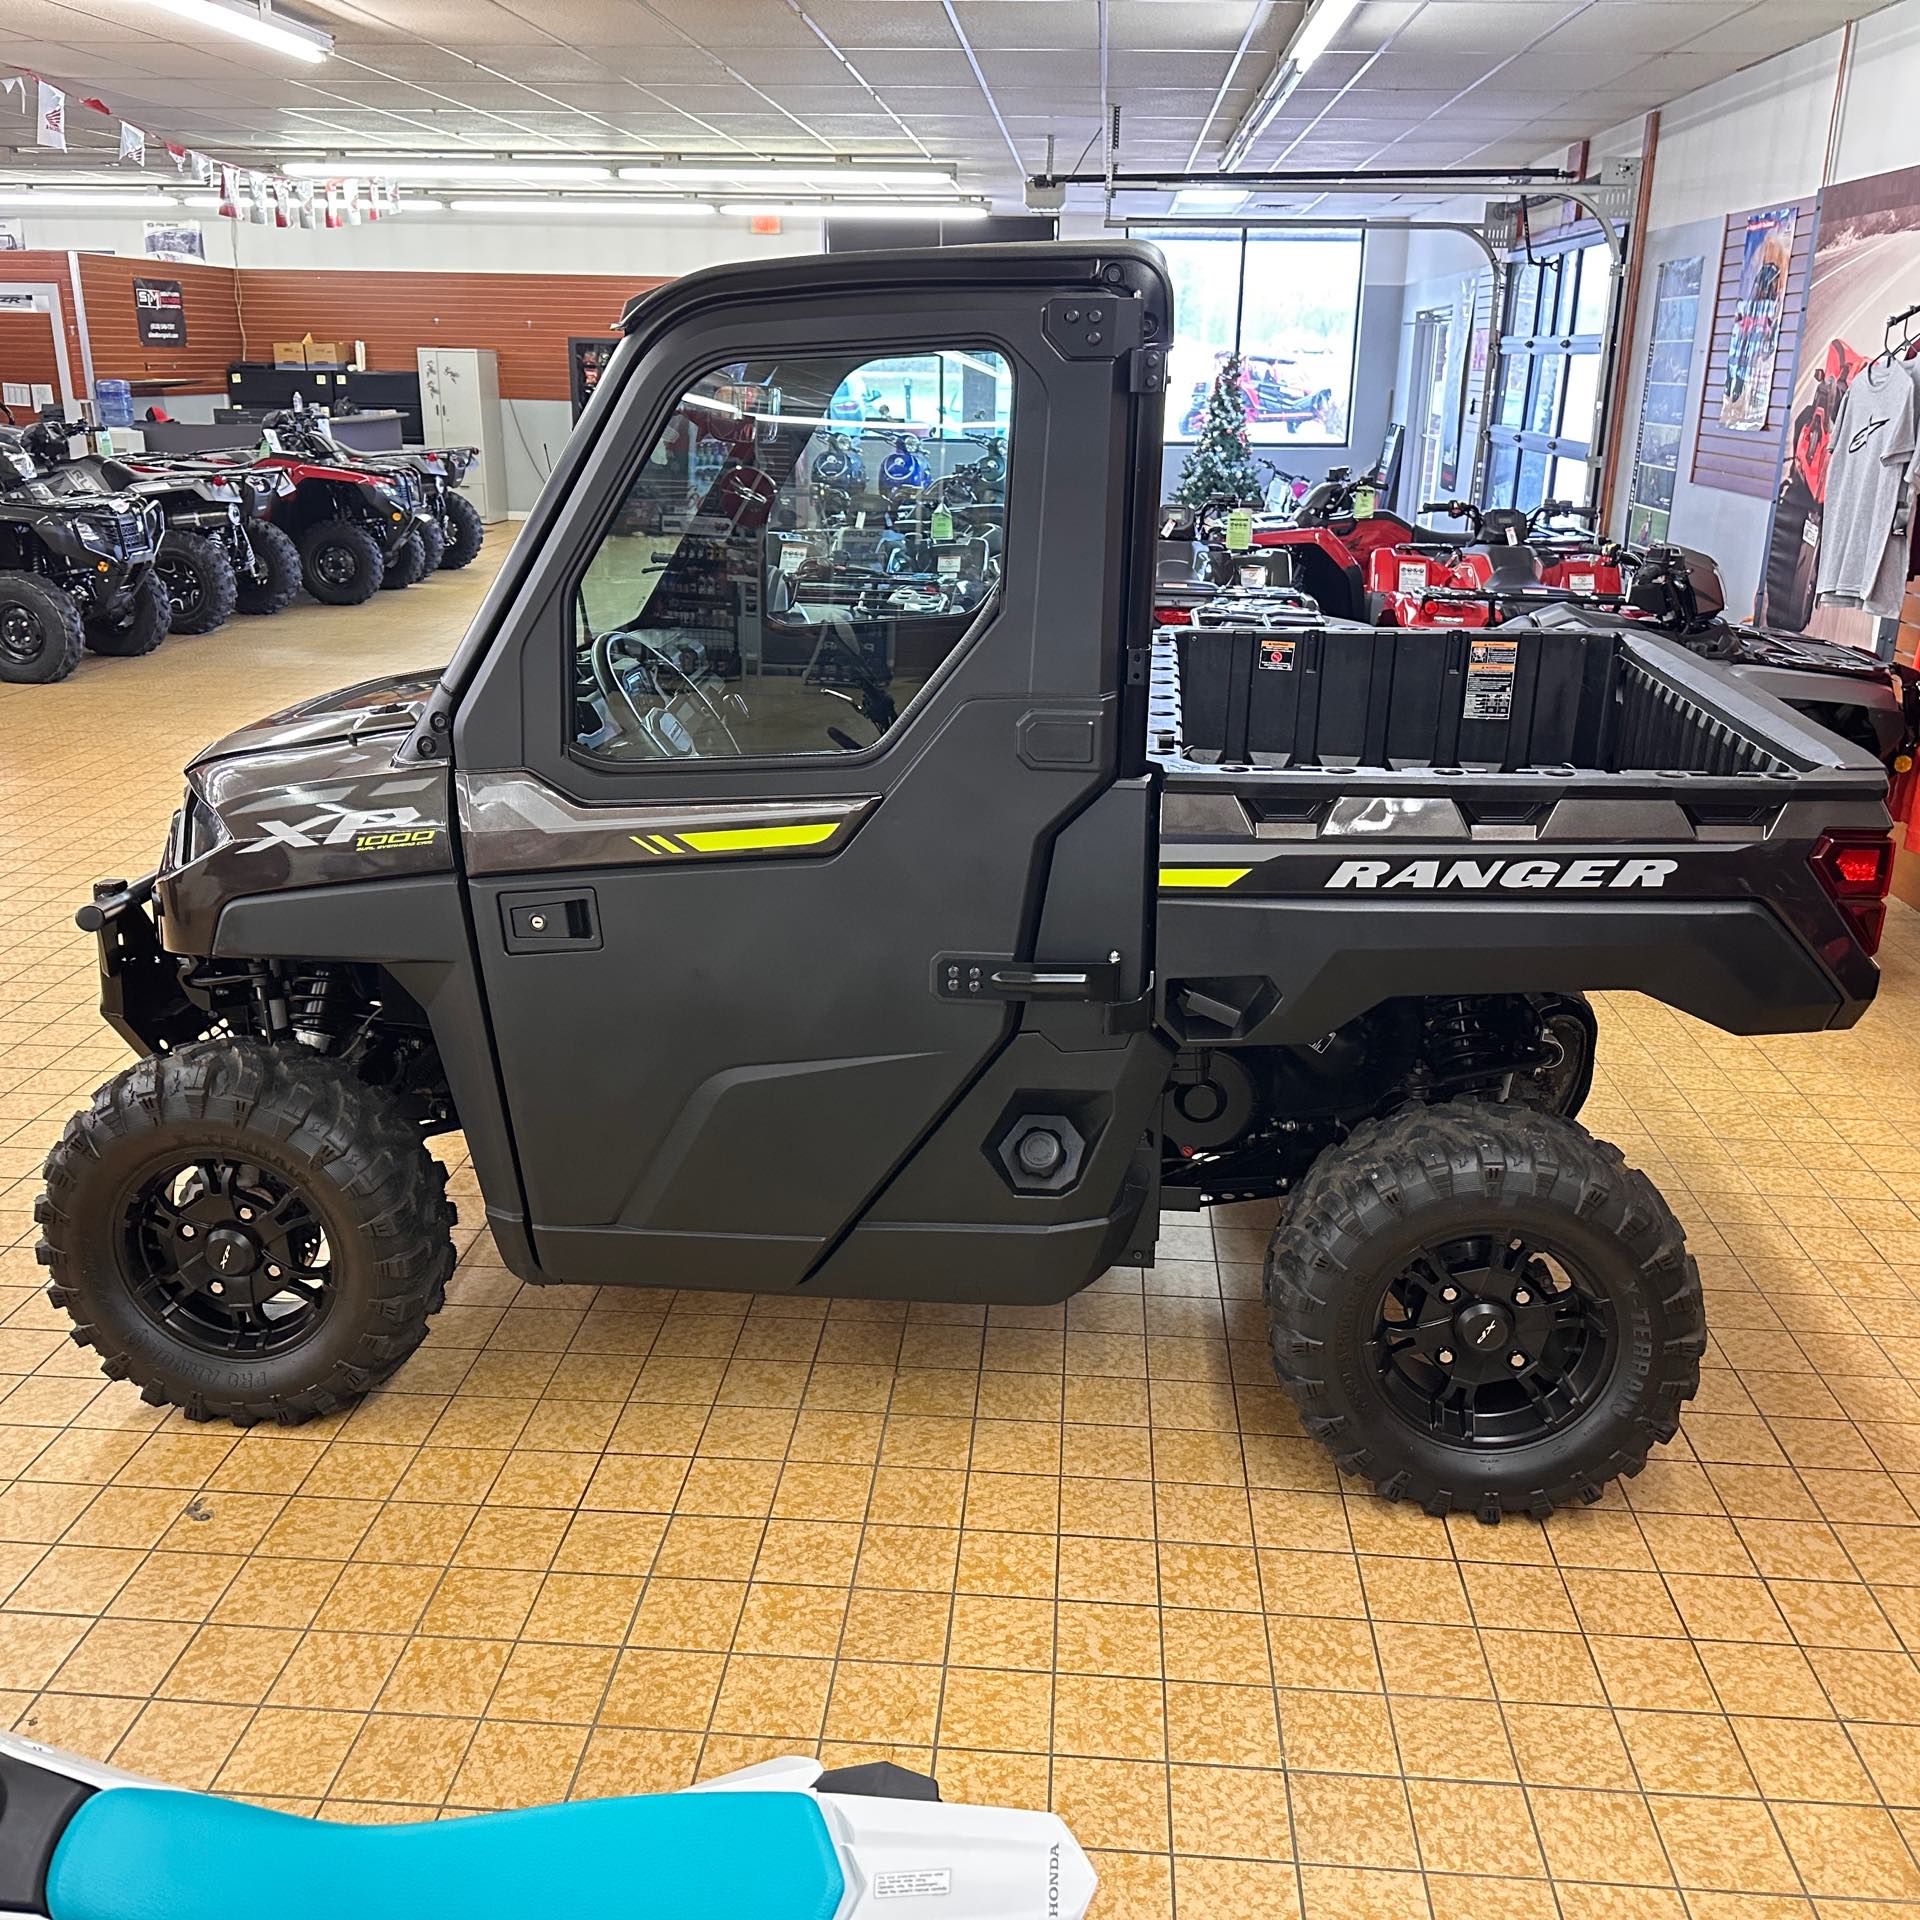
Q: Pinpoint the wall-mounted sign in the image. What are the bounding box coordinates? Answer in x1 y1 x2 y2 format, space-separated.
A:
133 276 187 347
143 220 205 264
1719 205 1796 432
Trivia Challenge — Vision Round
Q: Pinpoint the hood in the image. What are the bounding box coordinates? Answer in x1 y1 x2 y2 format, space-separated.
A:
190 668 443 766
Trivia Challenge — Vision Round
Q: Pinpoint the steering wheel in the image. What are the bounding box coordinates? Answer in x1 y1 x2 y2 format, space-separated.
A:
586 617 743 760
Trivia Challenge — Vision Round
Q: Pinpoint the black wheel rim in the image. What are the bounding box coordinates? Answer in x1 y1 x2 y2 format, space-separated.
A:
314 544 359 588
119 1156 334 1357
0 603 45 663
1373 1232 1616 1448
156 556 200 618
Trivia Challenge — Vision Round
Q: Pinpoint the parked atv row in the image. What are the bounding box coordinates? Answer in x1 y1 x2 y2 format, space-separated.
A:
1158 475 1920 778
0 409 487 684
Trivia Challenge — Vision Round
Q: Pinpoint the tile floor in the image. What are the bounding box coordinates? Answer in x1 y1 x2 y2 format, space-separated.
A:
4 553 1920 1919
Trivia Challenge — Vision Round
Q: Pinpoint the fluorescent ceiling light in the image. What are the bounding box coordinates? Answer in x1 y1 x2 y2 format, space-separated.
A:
618 165 955 190
0 190 180 207
1172 188 1248 212
1292 0 1362 72
284 159 610 183
721 201 986 220
448 198 714 216
137 0 330 63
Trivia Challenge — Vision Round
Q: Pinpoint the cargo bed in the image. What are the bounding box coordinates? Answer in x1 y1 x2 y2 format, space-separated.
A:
1146 625 1891 1042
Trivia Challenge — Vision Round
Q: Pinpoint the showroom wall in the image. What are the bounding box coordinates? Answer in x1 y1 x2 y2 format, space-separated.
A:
1599 0 1920 614
0 207 823 511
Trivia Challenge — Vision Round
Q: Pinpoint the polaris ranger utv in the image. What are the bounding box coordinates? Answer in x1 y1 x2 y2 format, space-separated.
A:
39 244 1894 1520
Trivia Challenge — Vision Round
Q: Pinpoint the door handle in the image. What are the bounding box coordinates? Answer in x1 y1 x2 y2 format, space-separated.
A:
934 955 1120 1002
499 887 601 952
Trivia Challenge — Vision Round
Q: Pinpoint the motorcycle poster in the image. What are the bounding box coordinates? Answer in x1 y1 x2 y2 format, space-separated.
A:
1719 205 1796 431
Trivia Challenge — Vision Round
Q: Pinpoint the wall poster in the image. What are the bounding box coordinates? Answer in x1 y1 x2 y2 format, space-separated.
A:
1626 255 1705 547
132 276 186 348
1719 205 1796 431
143 220 204 264
1758 162 1920 638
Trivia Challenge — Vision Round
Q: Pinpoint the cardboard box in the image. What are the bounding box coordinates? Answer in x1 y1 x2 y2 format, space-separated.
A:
271 339 353 369
272 341 307 368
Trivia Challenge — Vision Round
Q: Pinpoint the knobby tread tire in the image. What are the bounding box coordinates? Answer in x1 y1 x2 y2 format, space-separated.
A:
157 529 238 635
440 490 484 569
1264 1098 1703 1521
380 530 427 590
299 520 384 606
35 1039 455 1427
236 521 301 617
417 518 447 574
0 571 85 683
83 569 169 657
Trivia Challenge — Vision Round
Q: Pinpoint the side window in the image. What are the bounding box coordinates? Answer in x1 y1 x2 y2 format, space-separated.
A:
573 348 1013 763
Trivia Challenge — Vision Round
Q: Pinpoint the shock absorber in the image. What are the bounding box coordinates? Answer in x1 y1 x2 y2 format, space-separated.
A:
287 966 340 1048
1424 996 1506 1086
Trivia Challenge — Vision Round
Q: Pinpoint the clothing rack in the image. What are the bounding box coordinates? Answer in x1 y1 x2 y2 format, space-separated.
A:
1876 301 1920 364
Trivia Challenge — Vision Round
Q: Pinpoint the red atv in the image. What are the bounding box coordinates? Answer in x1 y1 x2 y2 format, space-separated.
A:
1369 499 1623 628
194 429 434 606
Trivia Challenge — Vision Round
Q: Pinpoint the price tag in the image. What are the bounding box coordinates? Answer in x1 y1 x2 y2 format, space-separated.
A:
1352 485 1376 518
1225 507 1253 552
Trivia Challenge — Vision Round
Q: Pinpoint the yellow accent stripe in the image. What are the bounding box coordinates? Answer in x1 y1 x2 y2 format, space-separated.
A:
677 822 841 853
1158 865 1252 889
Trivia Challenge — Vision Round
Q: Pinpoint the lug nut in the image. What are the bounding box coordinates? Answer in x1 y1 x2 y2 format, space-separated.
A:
1437 1348 1454 1365
1440 1286 1459 1303
1514 1288 1531 1306
238 1207 253 1222
266 1264 281 1279
209 1282 223 1295
1509 1352 1526 1368
180 1224 195 1238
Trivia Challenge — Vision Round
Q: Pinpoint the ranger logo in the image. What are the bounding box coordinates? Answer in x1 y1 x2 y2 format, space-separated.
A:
1325 856 1677 891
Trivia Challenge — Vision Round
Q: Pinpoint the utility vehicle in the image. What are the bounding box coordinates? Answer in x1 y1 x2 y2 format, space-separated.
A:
0 1731 1090 1920
0 426 166 683
40 244 1894 1520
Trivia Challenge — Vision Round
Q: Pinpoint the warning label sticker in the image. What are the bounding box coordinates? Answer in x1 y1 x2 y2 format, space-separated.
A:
1463 638 1518 720
874 1869 952 1899
1257 638 1296 672
1397 560 1429 594
1568 571 1596 594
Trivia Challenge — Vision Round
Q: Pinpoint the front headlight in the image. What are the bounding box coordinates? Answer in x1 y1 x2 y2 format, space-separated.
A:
171 786 230 868
73 518 116 554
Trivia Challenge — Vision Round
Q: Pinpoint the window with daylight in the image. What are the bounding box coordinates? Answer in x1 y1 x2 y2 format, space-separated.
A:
1138 228 1364 448
571 347 1013 766
1483 235 1615 514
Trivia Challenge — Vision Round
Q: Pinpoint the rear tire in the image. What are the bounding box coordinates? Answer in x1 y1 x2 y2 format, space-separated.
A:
441 490 485 569
299 519 384 606
380 530 427 590
36 1040 455 1427
83 569 170 657
155 529 238 635
0 572 85 684
1265 1099 1701 1521
236 520 301 617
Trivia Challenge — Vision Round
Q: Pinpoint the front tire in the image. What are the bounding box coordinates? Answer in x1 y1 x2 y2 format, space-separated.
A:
299 519 384 606
83 569 170 657
236 520 301 617
380 530 428 590
417 517 447 574
1266 1099 1701 1521
36 1041 455 1426
441 490 485 569
0 571 85 683
155 529 238 635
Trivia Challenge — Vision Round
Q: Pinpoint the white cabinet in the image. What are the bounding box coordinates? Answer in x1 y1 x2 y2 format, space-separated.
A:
416 347 506 524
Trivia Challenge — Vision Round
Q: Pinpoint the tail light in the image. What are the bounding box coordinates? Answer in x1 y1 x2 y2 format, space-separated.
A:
1810 831 1894 955
1153 605 1193 626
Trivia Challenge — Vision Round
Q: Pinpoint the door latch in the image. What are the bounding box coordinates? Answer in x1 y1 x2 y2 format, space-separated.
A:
933 954 1121 1002
500 887 600 952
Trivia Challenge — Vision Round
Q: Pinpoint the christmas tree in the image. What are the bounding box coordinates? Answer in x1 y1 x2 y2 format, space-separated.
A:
1174 355 1263 507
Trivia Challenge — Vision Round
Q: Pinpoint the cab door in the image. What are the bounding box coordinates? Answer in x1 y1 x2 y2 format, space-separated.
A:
452 245 1171 1299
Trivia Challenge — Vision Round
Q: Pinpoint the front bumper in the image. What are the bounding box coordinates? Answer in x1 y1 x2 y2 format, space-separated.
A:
77 874 202 1057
